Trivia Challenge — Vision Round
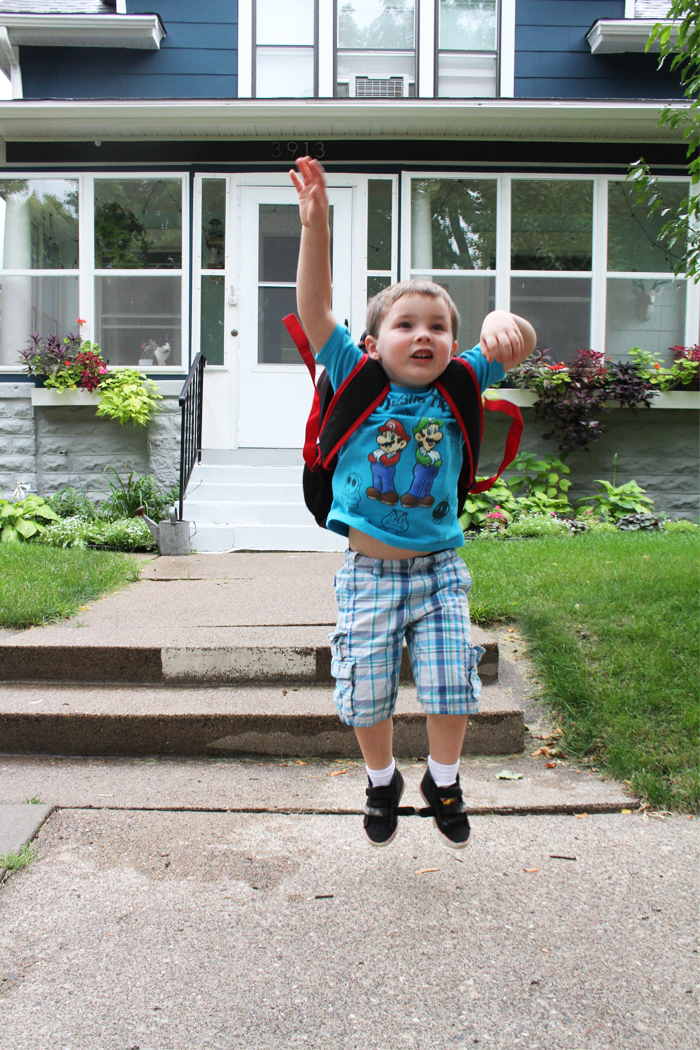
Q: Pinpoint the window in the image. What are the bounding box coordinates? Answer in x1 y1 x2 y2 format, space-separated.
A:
337 0 416 98
437 0 498 98
198 178 226 367
255 0 316 98
367 178 397 300
93 178 184 367
402 173 695 363
0 179 79 367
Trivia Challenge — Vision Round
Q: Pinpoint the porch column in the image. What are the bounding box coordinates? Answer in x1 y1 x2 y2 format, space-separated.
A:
0 193 32 366
411 183 433 272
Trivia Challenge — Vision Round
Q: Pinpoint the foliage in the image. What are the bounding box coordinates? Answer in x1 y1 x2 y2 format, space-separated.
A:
18 331 80 377
577 466 656 522
506 513 574 539
504 451 572 515
458 532 700 811
95 369 162 426
670 343 700 388
0 843 39 874
43 342 108 392
94 199 151 268
459 478 520 530
100 467 177 521
0 543 140 628
44 486 100 520
0 492 59 543
39 515 156 551
627 0 700 280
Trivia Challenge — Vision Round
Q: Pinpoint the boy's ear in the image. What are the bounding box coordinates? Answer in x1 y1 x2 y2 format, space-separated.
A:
364 334 380 360
450 340 458 358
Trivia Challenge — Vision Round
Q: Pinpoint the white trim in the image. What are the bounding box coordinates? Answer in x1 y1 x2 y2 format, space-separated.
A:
117 1 127 13
499 0 515 98
491 389 700 409
0 98 688 147
625 0 636 17
418 0 435 99
496 173 510 311
591 176 608 355
0 27 21 99
587 19 677 55
318 0 334 98
0 14 164 50
237 0 253 97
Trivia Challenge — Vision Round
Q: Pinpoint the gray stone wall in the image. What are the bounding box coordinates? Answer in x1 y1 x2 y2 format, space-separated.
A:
0 384 36 497
0 381 181 501
479 405 700 520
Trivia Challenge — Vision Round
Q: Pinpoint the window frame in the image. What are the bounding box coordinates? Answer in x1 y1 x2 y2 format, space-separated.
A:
0 170 190 374
434 0 501 99
400 170 698 361
253 0 320 99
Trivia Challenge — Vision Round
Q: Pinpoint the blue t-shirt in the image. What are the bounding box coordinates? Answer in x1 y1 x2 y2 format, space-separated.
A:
316 325 505 552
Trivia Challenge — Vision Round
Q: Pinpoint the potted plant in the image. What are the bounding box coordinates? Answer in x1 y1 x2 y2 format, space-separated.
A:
18 331 80 386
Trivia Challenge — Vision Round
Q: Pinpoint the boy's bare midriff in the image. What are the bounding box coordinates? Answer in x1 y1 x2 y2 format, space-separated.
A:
348 526 432 560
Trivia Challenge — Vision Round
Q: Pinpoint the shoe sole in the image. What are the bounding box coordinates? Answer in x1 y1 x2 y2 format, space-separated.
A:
365 776 405 848
420 784 471 850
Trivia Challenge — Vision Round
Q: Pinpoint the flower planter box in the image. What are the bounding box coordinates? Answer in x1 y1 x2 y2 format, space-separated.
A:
489 390 700 410
30 388 101 408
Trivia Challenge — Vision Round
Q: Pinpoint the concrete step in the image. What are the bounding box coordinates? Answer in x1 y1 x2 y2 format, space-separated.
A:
0 630 499 686
189 463 303 485
184 500 318 527
185 482 301 502
0 681 523 758
189 523 347 552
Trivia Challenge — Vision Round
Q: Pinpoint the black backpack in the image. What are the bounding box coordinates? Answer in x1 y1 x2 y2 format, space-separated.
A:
283 313 523 529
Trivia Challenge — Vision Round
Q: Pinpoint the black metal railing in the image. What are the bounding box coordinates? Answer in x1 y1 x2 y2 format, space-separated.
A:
178 352 206 521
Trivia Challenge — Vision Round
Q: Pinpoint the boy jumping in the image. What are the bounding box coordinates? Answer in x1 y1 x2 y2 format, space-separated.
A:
291 157 536 848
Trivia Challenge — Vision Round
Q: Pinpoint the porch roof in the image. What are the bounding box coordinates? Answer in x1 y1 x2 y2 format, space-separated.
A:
0 97 689 145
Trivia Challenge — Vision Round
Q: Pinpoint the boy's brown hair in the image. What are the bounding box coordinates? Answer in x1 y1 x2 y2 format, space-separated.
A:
365 280 461 341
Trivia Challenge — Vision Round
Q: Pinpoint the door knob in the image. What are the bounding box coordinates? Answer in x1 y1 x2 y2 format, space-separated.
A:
231 329 238 337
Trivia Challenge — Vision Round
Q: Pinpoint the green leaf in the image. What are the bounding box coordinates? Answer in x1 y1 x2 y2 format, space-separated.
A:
15 518 38 538
1 526 19 543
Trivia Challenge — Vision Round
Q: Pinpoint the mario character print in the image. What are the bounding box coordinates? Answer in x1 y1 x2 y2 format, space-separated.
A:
366 418 409 505
401 417 444 508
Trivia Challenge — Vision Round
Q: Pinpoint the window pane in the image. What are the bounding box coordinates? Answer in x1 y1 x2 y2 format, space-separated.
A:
0 275 79 365
94 179 182 270
367 275 391 301
338 0 415 49
259 204 302 283
606 277 686 363
201 180 225 270
437 53 497 97
200 275 225 366
95 275 181 367
337 51 415 95
258 286 300 364
411 273 495 349
411 179 497 270
439 0 497 51
368 180 393 271
0 179 78 270
510 277 591 360
257 0 314 45
256 47 314 97
512 181 593 271
607 181 687 273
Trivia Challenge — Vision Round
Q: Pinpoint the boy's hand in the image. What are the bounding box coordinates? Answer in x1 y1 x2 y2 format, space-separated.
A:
290 156 329 230
480 311 536 370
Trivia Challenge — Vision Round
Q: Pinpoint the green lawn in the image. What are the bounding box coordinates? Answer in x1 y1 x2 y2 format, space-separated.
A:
0 544 140 629
460 532 700 812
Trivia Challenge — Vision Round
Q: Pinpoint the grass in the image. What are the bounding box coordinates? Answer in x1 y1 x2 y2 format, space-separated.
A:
459 532 700 812
0 543 141 629
0 843 39 874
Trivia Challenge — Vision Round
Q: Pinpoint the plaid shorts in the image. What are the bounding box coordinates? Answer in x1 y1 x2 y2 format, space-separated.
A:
329 548 484 727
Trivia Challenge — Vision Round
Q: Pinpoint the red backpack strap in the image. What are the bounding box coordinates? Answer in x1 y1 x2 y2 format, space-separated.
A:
469 397 524 494
282 313 321 469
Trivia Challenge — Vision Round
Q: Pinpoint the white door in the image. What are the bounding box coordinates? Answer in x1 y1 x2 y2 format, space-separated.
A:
236 183 353 448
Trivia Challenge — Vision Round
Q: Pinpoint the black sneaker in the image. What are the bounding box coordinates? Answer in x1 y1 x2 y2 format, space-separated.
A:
419 768 471 849
363 768 405 847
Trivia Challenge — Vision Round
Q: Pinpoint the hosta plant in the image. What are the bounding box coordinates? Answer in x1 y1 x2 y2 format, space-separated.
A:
0 493 60 542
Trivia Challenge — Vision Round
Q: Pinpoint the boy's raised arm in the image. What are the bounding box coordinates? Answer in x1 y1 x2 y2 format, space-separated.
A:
290 157 337 353
480 310 537 371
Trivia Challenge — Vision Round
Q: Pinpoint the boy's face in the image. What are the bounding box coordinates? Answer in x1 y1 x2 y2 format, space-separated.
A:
364 293 457 388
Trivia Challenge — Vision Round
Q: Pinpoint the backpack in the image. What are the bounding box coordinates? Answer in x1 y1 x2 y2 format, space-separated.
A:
283 314 524 529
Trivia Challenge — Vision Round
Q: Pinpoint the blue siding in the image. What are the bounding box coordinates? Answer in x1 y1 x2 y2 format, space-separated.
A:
515 0 684 99
22 0 239 99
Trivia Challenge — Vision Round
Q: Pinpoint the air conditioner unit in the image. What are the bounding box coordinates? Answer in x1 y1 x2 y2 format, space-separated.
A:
338 75 415 98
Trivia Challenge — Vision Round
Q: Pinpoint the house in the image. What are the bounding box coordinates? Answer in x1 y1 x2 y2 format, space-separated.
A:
0 0 697 548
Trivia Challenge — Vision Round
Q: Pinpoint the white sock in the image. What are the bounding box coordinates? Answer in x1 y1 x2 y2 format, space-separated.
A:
428 755 460 787
366 759 395 787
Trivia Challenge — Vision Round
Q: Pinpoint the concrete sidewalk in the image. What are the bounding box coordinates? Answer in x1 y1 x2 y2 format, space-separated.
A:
0 552 524 759
0 754 695 1050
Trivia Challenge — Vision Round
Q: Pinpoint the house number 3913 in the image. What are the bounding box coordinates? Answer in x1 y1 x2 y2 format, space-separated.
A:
271 141 325 160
